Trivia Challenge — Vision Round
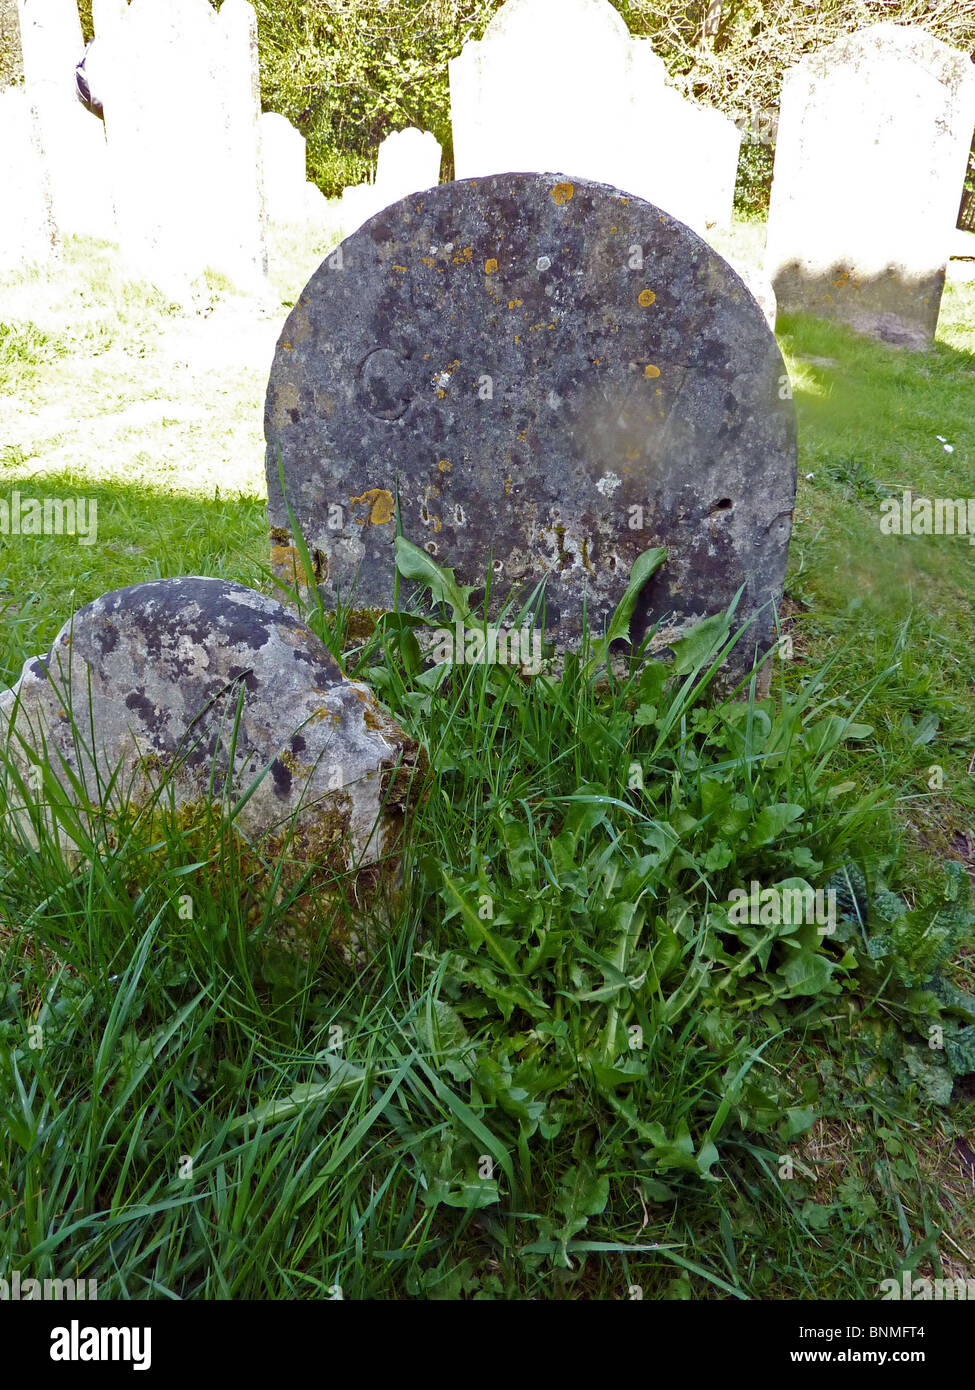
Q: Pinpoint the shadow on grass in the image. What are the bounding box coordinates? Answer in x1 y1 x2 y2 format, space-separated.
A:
0 473 268 686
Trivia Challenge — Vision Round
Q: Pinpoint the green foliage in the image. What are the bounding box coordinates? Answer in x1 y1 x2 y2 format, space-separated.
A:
319 539 973 1213
820 859 975 1107
251 0 497 194
733 138 774 219
0 0 21 88
3 519 975 1295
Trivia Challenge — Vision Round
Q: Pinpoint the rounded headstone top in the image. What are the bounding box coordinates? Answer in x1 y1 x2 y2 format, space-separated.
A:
265 172 796 661
481 0 631 46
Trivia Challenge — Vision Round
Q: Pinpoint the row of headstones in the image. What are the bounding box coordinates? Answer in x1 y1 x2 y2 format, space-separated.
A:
0 0 328 292
342 1 975 346
446 0 975 347
3 0 975 344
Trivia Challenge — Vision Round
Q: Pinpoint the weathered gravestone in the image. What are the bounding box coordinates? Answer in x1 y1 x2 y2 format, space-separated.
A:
261 111 306 223
92 0 267 292
0 86 58 271
340 127 442 235
266 173 797 675
449 0 741 233
765 24 975 348
17 0 114 241
260 111 323 225
0 578 423 948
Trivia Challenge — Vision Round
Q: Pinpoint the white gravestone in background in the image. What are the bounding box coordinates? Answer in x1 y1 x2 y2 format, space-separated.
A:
17 0 114 240
0 86 58 270
339 126 442 232
93 0 267 293
765 24 975 346
261 112 307 223
259 112 330 226
448 0 741 233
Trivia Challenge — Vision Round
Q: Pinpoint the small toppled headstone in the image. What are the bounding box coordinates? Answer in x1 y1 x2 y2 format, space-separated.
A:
0 578 423 945
265 172 796 675
449 0 740 233
765 24 975 347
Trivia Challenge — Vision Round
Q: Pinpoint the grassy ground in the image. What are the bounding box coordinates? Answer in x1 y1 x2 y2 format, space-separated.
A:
1 218 974 1300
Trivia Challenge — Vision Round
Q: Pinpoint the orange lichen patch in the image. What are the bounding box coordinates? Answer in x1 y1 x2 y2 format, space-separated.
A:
485 257 499 274
421 256 435 268
514 334 521 343
436 389 446 399
349 488 395 525
644 364 661 379
392 264 407 272
307 704 341 727
504 477 513 494
271 381 300 431
270 544 314 587
507 298 523 309
453 246 474 264
290 308 312 345
638 289 656 307
551 182 574 205
282 341 293 352
438 459 452 473
610 225 618 233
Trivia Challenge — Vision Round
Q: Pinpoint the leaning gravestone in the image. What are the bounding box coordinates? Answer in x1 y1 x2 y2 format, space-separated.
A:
17 0 114 241
92 0 267 293
266 173 797 674
765 24 975 347
0 578 422 951
0 87 58 271
449 0 741 232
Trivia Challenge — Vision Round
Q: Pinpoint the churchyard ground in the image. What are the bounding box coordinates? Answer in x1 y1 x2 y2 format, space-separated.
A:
2 216 975 1299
